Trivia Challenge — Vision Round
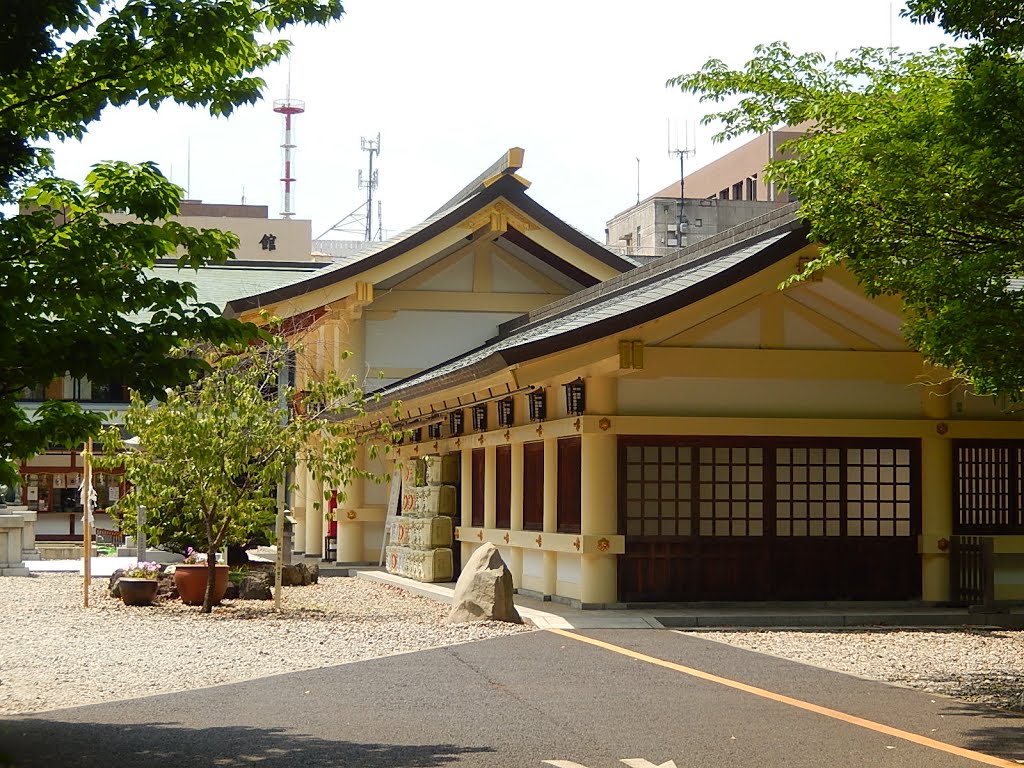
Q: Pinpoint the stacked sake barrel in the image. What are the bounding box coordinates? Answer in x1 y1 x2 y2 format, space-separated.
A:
385 455 458 582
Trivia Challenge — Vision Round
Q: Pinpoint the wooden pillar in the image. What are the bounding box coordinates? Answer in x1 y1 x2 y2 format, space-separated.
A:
334 309 366 563
542 438 557 596
304 465 324 559
921 385 953 602
337 450 364 563
580 432 619 605
509 441 524 587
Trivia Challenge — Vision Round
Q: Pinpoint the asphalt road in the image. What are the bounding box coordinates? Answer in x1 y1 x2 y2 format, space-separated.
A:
2 629 1022 768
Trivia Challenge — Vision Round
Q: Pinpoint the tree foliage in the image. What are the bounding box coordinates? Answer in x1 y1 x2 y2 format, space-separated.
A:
98 336 398 612
0 0 344 485
669 2 1024 399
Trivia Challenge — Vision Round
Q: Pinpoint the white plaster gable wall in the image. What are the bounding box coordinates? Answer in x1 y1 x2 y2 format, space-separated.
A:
365 310 522 371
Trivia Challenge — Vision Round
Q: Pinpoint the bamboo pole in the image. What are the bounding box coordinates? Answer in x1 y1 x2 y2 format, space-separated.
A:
82 437 93 607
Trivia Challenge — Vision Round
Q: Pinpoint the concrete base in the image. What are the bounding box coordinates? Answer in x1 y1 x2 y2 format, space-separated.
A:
0 567 30 576
115 547 183 563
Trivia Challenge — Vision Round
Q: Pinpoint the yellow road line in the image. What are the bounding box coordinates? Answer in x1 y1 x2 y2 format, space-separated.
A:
549 628 1018 768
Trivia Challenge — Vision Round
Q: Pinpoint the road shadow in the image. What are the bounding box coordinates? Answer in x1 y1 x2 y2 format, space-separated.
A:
0 719 495 768
933 700 1024 762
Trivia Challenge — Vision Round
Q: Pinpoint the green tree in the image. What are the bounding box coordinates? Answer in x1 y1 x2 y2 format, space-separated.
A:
668 5 1024 400
0 0 344 486
99 337 397 613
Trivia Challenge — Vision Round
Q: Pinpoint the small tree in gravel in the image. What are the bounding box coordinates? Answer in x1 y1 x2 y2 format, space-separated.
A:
99 336 398 612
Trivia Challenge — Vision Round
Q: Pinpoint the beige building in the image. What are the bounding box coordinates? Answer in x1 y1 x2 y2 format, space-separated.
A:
104 200 318 262
654 125 809 204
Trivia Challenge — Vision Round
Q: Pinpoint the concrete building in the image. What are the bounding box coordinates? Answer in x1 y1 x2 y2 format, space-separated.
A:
606 127 808 263
606 196 777 263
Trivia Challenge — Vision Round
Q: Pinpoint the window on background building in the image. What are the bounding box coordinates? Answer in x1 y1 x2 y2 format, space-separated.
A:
20 382 47 401
747 175 758 201
87 379 125 403
732 181 743 200
719 188 730 200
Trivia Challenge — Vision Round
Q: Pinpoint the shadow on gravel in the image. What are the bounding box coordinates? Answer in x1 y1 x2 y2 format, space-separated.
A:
0 720 494 768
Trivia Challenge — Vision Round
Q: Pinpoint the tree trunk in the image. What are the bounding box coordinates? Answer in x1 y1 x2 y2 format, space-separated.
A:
202 547 217 613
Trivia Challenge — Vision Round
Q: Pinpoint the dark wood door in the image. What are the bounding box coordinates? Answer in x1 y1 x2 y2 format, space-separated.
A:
618 438 922 602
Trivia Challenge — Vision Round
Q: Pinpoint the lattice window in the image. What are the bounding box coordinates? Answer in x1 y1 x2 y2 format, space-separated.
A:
846 447 913 537
776 447 842 537
696 446 764 537
954 442 1024 533
624 445 692 537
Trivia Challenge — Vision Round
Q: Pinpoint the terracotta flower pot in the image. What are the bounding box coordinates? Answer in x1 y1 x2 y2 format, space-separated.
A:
119 577 159 606
174 564 229 605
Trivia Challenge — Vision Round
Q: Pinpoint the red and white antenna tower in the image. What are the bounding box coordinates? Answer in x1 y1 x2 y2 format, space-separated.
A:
273 81 304 219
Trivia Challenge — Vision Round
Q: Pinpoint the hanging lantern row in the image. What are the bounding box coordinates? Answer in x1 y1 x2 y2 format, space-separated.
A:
399 380 586 440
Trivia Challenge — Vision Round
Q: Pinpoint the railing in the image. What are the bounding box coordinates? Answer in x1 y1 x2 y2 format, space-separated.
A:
949 535 995 608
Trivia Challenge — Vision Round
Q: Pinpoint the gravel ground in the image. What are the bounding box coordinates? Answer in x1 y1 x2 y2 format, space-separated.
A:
685 629 1024 713
0 573 532 716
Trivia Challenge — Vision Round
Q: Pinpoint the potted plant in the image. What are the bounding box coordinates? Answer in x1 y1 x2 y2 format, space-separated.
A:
118 561 162 606
173 548 229 606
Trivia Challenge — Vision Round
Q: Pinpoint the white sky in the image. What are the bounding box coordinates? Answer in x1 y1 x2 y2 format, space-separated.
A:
49 0 952 242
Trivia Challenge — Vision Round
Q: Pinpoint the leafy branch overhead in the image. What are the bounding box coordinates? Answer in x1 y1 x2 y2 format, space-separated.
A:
669 2 1024 399
0 1 344 485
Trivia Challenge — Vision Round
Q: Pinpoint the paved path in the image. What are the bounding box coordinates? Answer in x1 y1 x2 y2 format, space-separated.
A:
3 629 1021 767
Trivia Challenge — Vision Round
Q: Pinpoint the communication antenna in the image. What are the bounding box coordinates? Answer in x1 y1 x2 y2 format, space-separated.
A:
319 134 384 241
668 120 696 245
273 66 305 219
357 133 381 241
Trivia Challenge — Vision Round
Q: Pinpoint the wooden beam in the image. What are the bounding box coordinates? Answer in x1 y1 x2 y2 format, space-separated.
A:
370 290 555 313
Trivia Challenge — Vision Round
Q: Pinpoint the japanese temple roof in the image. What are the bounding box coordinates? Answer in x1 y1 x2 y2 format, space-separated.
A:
223 150 635 317
370 203 808 406
142 260 327 321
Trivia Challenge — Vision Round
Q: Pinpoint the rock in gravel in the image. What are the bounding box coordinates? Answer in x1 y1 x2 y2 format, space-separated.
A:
447 543 521 624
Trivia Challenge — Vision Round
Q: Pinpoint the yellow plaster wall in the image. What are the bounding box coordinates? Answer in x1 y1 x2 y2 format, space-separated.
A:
618 377 923 419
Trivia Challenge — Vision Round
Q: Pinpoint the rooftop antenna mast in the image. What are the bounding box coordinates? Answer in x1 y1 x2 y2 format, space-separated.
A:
668 120 696 247
273 63 305 219
358 133 381 241
318 134 385 240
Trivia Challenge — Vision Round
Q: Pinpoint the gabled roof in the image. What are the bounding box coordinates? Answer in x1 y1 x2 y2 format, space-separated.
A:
369 203 807 407
223 153 635 317
142 260 327 322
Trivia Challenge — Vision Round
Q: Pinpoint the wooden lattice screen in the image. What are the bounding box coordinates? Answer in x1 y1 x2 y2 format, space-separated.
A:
954 441 1024 534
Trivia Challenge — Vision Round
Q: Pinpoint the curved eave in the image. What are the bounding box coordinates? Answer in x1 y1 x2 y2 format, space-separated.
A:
224 176 631 319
